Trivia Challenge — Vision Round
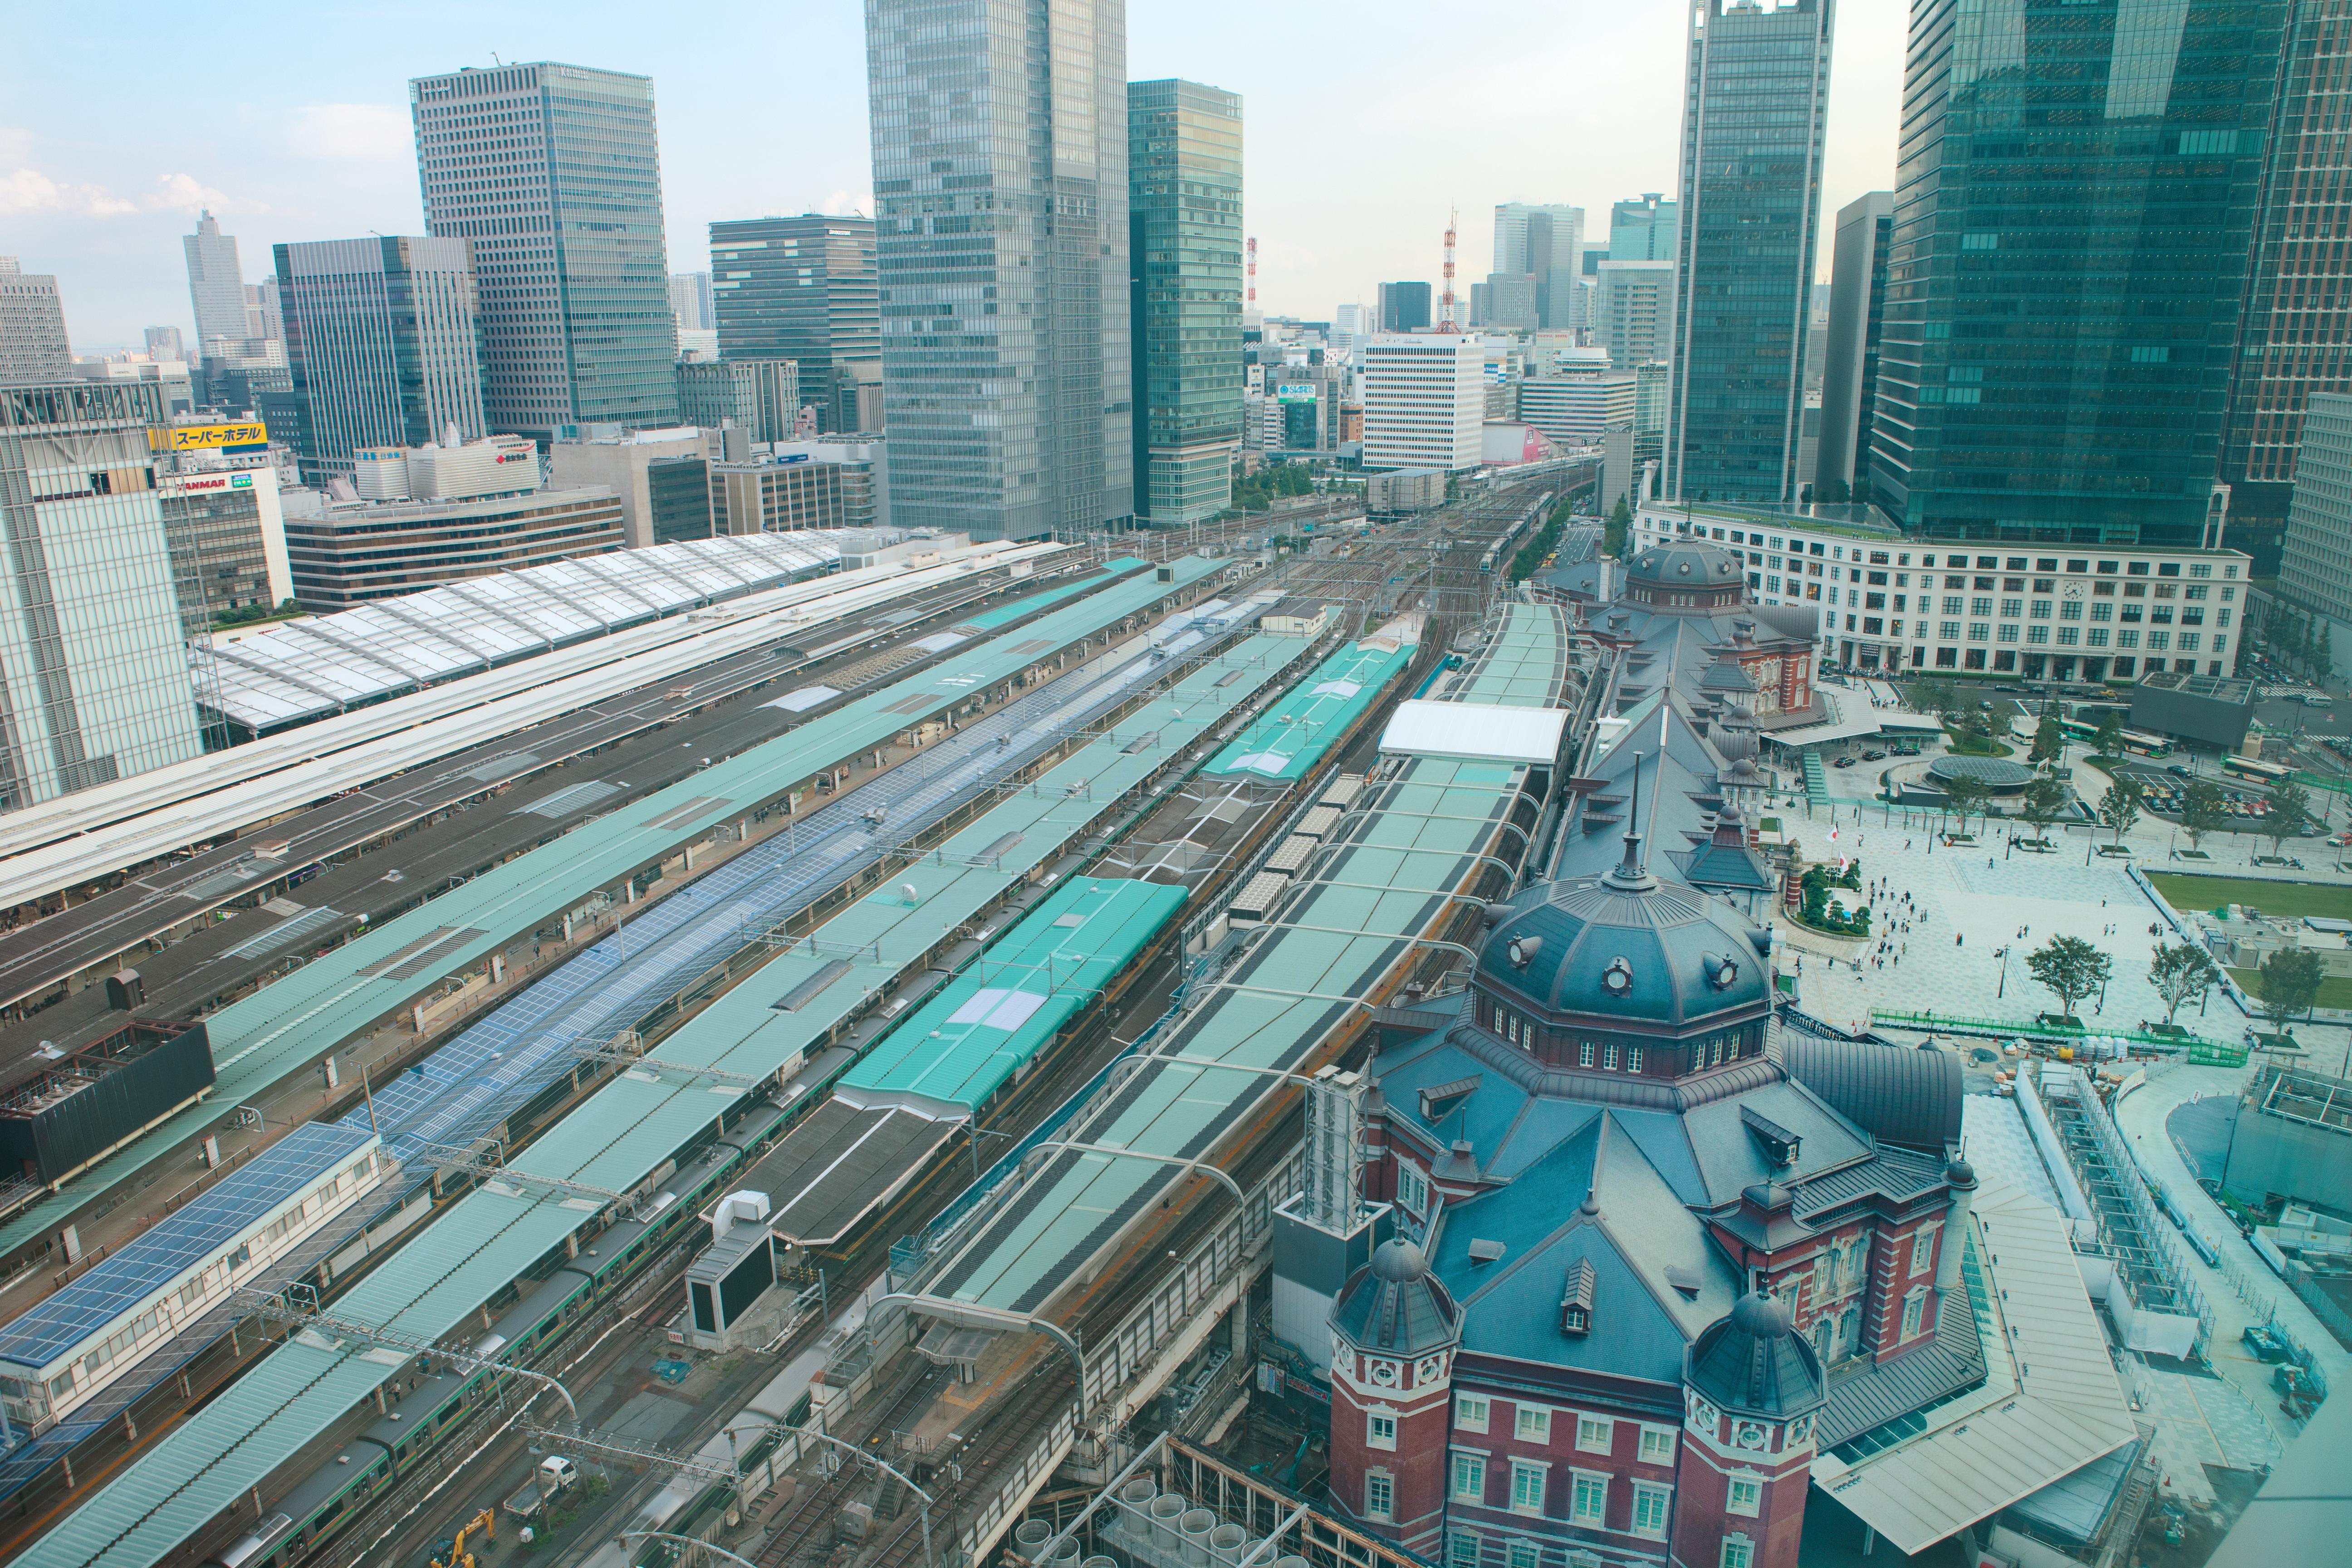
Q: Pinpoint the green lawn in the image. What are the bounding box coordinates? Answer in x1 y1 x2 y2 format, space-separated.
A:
2150 874 2352 922
2228 968 2352 1011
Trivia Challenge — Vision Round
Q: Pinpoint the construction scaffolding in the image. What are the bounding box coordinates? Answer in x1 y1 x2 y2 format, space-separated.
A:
2039 1067 2215 1346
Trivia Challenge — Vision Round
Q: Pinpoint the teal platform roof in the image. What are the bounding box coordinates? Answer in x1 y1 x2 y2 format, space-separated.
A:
839 877 1185 1115
0 561 1202 1264
931 607 1573 1316
1206 641 1416 782
15 619 1321 1568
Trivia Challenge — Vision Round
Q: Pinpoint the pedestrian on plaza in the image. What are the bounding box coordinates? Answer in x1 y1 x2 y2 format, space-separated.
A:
1956 933 1964 946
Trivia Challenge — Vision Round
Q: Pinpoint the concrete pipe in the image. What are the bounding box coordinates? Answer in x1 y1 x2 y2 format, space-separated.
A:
1179 1509 1217 1568
1013 1520 1054 1564
1210 1524 1249 1565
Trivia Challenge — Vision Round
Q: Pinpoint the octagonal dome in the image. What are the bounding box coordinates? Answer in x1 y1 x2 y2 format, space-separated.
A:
1627 540 1744 589
1480 836 1771 1028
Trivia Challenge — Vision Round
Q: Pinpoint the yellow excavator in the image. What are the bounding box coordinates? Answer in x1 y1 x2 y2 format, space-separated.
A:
429 1508 496 1568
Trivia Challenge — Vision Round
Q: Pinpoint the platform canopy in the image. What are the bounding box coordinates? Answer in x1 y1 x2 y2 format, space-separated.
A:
1379 698 1571 767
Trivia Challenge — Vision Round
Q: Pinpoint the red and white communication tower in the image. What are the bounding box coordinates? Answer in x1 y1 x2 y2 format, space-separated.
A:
1246 235 1258 313
1436 206 1459 332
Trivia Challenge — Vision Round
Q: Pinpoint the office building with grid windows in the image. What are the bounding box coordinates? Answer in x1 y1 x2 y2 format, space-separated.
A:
1129 78 1243 526
0 260 71 386
1632 500 2250 681
1664 0 1832 506
273 236 487 486
709 215 880 435
865 0 1133 541
410 62 680 440
1869 0 2288 549
0 383 220 810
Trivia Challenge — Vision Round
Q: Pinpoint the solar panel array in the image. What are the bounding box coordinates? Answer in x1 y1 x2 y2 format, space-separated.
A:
204 532 862 733
0 1123 375 1370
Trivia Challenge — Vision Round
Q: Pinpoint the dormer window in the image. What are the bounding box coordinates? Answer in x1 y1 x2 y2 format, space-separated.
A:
1560 1258 1596 1336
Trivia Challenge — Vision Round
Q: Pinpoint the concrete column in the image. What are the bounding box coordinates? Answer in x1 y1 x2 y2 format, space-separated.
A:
59 1224 80 1265
491 954 505 983
561 914 574 942
321 1056 339 1091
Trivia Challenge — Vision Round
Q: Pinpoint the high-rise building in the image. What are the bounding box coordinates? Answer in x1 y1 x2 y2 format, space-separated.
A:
0 382 219 807
1815 191 1891 501
410 62 680 439
142 325 184 365
1379 282 1431 334
1128 78 1244 526
2222 1 2352 575
1665 0 1833 504
274 236 488 485
1592 260 1674 370
1608 194 1677 262
1331 303 1373 362
1492 203 1583 331
669 270 714 333
676 358 800 443
1361 335 1485 471
243 282 282 346
183 212 248 361
553 426 712 548
2280 392 2352 661
866 0 1132 541
1872 0 2284 547
708 215 880 432
0 260 71 385
1519 371 1635 448
1479 273 1539 332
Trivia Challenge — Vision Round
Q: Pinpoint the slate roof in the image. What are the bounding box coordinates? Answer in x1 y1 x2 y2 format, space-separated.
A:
1686 1292 1826 1419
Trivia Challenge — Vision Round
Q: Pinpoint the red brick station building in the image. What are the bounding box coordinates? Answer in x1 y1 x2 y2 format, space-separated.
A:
1266 542 2141 1568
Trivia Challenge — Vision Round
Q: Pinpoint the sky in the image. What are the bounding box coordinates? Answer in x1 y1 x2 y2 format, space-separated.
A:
1 1 1903 352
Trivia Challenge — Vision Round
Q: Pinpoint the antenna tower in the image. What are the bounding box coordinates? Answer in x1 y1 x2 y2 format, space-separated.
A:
1436 206 1459 332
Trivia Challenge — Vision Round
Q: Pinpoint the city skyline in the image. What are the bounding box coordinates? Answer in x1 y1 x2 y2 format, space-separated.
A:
2 0 1905 348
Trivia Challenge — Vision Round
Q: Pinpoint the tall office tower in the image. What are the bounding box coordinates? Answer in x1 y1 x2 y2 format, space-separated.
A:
2281 392 2352 655
243 282 283 345
2224 2 2352 574
866 0 1131 541
0 382 217 807
1493 203 1584 330
1814 191 1891 500
1592 260 1674 369
1128 78 1244 526
1608 194 1678 262
1361 335 1485 470
183 212 248 360
708 215 881 433
669 270 714 333
1665 0 1833 504
1480 274 1540 332
143 325 184 364
1873 0 2284 546
411 62 680 439
274 236 488 485
1379 281 1431 333
1331 303 1373 361
0 260 72 384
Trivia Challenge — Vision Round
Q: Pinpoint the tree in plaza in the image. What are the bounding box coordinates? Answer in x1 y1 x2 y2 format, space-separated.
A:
2027 935 2112 1021
2266 777 2315 856
2178 780 2228 853
2254 946 2325 1036
2098 776 2143 845
2092 708 2126 760
2019 775 2071 843
1940 773 1991 837
2029 712 2066 765
2147 941 2222 1026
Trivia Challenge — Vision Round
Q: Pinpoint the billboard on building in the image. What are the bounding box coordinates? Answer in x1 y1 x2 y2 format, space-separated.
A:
1276 383 1319 403
152 421 270 452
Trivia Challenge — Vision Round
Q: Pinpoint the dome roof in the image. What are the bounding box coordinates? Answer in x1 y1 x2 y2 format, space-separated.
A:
1480 837 1771 1027
1334 1239 1460 1356
1686 1289 1825 1419
1627 541 1745 588
1779 1030 1963 1153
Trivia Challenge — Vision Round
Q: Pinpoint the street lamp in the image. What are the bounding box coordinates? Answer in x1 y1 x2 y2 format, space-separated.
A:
1995 944 2011 1000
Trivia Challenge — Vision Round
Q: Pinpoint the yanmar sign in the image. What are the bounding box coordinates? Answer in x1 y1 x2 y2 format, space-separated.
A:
168 472 257 495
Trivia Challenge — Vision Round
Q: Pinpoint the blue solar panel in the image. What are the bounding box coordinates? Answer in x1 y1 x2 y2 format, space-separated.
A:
0 1123 376 1370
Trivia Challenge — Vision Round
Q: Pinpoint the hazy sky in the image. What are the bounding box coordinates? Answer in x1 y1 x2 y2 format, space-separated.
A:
3 1 1902 351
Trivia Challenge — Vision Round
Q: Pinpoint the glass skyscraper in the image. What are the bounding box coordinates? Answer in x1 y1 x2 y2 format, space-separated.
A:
2222 0 2352 574
274 236 487 485
1665 0 1834 505
182 212 249 361
1128 78 1243 525
410 62 679 440
1871 0 2288 547
866 0 1133 541
709 214 881 434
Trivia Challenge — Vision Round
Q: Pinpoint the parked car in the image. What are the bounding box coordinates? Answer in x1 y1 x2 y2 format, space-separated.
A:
1833 756 1856 768
1862 749 1886 761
